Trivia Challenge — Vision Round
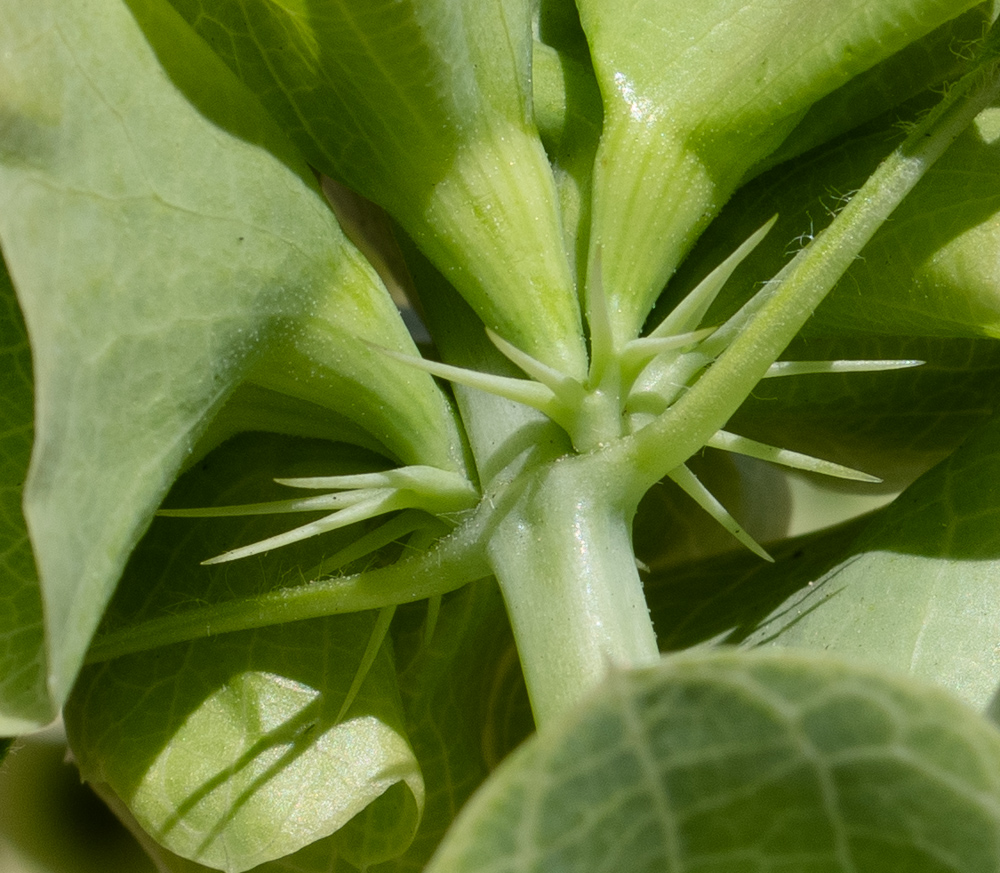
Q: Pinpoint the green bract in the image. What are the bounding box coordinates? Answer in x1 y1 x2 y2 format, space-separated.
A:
4 0 1000 871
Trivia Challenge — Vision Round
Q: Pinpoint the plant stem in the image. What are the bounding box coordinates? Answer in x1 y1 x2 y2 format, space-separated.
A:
84 512 490 664
486 452 659 727
414 257 659 728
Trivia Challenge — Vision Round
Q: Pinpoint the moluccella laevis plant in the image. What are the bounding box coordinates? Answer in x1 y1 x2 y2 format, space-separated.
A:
5 2 1000 871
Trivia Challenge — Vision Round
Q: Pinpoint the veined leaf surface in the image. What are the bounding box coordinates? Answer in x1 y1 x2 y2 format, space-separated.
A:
167 0 588 376
428 651 1000 872
0 256 48 733
576 0 984 344
0 0 460 721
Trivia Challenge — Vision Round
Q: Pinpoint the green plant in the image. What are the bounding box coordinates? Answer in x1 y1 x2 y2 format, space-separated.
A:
5 0 1000 869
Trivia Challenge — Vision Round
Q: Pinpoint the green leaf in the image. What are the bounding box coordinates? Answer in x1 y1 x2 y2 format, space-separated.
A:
752 5 991 175
67 435 530 872
168 0 587 377
0 0 462 715
67 611 420 873
427 650 1000 872
65 436 430 872
672 99 1000 340
532 40 603 284
741 412 1000 711
644 515 872 652
89 587 531 873
0 253 50 734
532 0 604 284
575 0 984 344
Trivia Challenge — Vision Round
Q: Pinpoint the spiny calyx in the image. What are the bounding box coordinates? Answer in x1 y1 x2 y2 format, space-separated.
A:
159 465 478 564
386 216 921 559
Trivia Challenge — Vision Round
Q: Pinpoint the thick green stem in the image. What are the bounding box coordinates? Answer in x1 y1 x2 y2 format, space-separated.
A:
415 258 659 728
486 454 659 727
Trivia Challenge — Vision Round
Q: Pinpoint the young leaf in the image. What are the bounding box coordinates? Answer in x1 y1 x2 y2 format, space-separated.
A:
0 0 462 717
427 651 1000 872
531 35 604 285
575 0 984 345
167 0 588 377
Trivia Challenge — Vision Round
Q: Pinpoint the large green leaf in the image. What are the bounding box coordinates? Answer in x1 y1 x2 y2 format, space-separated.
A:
751 5 991 175
0 0 462 722
645 411 1000 713
0 254 49 733
427 651 1000 872
93 587 532 873
167 0 587 377
645 515 873 654
741 412 1000 711
575 0 984 345
66 434 529 872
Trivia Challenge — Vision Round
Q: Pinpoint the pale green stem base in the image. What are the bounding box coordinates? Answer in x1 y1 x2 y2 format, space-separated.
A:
486 453 659 727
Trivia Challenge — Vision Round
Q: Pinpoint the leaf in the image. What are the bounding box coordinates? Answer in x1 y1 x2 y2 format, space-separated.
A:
671 98 1000 340
751 5 991 174
740 411 1000 711
67 611 420 873
0 253 50 733
644 515 872 653
427 650 1000 872
167 0 587 377
575 0 984 343
532 0 604 284
531 40 603 284
0 0 461 717
91 587 532 873
66 435 529 872
64 435 430 872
